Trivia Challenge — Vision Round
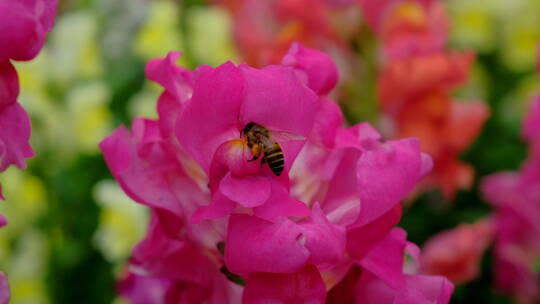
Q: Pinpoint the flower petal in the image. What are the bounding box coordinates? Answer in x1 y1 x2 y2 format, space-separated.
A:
252 179 311 220
0 0 58 61
219 172 271 208
355 137 423 226
282 43 339 95
0 61 18 110
347 205 402 260
0 102 34 171
100 118 209 219
298 203 346 268
145 51 194 103
0 271 9 304
225 214 309 274
243 265 326 304
358 228 407 289
176 62 244 172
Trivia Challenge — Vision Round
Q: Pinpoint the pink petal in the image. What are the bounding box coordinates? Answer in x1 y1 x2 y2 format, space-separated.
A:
523 97 540 146
252 179 311 220
347 205 402 260
0 271 9 304
224 214 310 274
282 43 339 96
240 65 319 138
118 272 173 304
243 265 326 304
239 65 319 171
0 215 6 228
298 203 346 267
145 51 194 104
355 138 423 226
0 61 18 110
310 99 343 148
355 271 454 304
132 213 216 284
319 148 362 227
176 62 244 173
192 192 236 223
395 275 454 304
358 228 407 289
100 119 207 218
0 0 58 61
219 172 271 208
156 92 181 137
128 213 241 304
209 141 261 191
0 102 34 171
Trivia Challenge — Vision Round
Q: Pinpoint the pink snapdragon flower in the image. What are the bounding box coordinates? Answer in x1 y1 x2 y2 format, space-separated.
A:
102 44 453 303
420 218 494 284
358 0 489 199
0 1 57 301
0 0 58 198
481 97 540 304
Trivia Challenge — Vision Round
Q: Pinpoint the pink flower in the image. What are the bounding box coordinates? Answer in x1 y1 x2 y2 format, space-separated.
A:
0 0 58 62
420 219 494 284
0 0 58 198
0 272 8 304
102 45 453 303
327 228 454 303
0 2 56 299
481 98 540 304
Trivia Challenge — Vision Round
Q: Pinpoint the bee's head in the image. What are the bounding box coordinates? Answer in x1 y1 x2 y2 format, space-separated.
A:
241 122 256 136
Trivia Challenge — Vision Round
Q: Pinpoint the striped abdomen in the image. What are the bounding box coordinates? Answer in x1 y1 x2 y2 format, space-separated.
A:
264 143 285 176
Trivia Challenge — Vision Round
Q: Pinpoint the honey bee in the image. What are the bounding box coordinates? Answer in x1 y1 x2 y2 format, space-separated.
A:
241 122 304 176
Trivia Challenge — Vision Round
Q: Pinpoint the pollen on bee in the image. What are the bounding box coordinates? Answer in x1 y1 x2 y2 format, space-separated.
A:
228 139 247 149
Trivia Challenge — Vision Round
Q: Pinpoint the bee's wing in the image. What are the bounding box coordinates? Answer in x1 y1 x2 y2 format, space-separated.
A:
270 130 306 142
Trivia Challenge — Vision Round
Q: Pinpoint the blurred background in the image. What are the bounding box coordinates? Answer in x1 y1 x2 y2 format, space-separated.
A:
0 0 539 303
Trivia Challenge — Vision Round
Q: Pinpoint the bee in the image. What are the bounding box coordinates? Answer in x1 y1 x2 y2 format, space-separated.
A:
241 122 304 176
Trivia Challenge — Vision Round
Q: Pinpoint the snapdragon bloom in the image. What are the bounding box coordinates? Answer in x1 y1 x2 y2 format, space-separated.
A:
101 44 453 303
0 0 58 198
0 1 57 302
216 0 357 67
481 97 540 304
358 0 489 199
420 218 493 284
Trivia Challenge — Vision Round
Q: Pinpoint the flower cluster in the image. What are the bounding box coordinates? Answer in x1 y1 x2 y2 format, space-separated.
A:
217 0 358 67
359 0 490 199
101 44 454 303
481 95 540 304
0 0 57 198
0 0 57 302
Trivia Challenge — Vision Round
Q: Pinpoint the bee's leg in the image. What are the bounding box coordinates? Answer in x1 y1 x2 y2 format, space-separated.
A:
248 144 261 162
260 155 266 168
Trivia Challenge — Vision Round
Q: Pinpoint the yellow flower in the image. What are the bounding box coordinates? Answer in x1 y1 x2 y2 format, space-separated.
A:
135 0 184 60
49 11 104 85
4 231 49 304
0 169 46 240
448 0 496 52
93 180 148 263
65 82 113 154
186 6 239 66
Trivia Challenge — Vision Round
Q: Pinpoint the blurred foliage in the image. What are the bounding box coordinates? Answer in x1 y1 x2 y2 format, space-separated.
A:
0 0 538 303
